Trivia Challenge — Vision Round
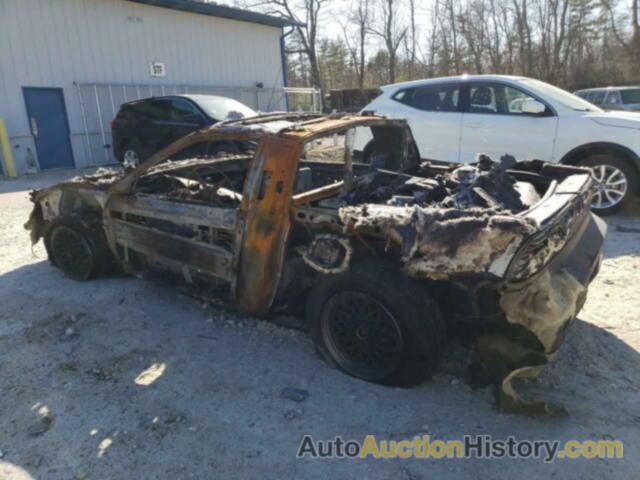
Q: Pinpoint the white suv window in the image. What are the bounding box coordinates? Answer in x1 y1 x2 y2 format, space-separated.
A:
620 89 640 105
590 91 606 105
393 84 460 112
605 90 622 105
469 83 539 115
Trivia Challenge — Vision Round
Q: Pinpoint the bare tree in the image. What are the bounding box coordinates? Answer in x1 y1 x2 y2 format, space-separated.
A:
418 0 441 76
272 0 640 94
342 0 370 89
367 0 408 83
249 0 328 92
603 0 640 77
405 0 417 77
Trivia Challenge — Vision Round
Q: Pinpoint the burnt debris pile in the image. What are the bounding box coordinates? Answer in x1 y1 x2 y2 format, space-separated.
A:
344 154 529 213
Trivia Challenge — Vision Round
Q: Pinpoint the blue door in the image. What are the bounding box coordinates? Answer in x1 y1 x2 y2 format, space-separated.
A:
23 87 74 169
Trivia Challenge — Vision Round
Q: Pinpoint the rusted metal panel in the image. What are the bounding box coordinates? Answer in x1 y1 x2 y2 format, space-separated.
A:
108 218 234 281
235 134 303 314
108 194 237 231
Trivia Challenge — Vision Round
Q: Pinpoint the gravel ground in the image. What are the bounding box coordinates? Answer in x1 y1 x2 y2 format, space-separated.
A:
1 169 639 479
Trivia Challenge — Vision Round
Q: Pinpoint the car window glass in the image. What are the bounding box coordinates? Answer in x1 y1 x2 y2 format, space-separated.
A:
590 91 605 104
469 85 497 113
171 99 202 122
620 89 640 105
469 83 539 115
132 99 172 120
502 86 537 113
605 90 622 105
394 84 460 112
393 90 408 102
194 96 257 121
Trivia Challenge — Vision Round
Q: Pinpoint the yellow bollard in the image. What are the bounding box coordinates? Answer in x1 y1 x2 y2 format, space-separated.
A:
0 119 18 178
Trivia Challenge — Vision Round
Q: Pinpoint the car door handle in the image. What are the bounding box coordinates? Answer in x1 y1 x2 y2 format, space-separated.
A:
466 122 483 129
30 118 39 137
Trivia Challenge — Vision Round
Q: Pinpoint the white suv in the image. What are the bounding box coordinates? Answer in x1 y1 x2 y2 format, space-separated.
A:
359 75 640 214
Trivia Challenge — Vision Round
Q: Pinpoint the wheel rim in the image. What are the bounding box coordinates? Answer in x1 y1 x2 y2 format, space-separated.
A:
321 291 404 380
590 164 628 210
51 226 93 280
123 149 140 166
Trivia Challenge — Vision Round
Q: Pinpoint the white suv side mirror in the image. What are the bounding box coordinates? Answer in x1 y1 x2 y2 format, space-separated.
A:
521 99 546 115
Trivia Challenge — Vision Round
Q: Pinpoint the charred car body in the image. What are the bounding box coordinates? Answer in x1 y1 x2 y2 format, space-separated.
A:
25 114 606 413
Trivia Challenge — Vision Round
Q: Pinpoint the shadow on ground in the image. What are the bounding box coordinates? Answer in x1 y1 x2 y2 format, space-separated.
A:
1 257 639 478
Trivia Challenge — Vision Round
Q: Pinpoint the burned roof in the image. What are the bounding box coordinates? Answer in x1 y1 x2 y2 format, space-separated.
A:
210 113 404 140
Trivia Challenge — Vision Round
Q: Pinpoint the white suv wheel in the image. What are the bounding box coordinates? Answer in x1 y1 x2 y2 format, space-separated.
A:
591 164 628 210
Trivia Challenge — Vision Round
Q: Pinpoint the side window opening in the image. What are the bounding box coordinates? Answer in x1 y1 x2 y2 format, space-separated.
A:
134 141 254 205
295 125 408 197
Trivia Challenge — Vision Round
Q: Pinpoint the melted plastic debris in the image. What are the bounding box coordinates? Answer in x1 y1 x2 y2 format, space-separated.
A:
71 168 124 186
340 204 536 278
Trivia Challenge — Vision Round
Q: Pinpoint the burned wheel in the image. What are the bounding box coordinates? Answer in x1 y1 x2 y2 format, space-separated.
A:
321 292 404 380
46 215 113 281
50 225 96 281
307 260 445 387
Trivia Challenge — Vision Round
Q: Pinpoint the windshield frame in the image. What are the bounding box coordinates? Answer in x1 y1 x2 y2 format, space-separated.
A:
517 78 604 112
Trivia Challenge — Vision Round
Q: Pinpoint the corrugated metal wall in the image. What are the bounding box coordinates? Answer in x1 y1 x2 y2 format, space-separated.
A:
76 82 290 166
0 0 287 173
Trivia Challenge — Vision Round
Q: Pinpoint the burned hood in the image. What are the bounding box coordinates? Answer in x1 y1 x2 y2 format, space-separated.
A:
340 204 535 279
31 167 125 202
337 156 540 279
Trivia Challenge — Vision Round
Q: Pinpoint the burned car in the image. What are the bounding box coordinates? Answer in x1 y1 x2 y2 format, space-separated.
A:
25 114 606 414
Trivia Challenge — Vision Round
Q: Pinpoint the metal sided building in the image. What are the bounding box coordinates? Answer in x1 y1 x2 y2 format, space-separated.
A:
0 0 295 175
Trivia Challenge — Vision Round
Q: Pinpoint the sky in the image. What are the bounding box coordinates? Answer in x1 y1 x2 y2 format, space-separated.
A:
218 0 436 54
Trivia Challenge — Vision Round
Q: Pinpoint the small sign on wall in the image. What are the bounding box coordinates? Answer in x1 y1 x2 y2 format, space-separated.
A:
150 62 166 77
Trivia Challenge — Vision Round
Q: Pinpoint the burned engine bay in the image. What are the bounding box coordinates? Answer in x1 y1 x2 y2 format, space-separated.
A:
339 154 540 212
291 153 563 280
290 153 596 415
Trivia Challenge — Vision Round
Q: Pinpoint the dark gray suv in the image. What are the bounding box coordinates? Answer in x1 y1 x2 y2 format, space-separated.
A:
111 94 257 166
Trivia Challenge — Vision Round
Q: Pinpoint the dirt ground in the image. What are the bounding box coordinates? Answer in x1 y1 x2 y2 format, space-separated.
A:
1 168 639 479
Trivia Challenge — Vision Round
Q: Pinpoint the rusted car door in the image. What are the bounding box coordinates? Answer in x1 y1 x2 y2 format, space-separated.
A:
102 191 239 294
102 133 303 312
235 134 303 314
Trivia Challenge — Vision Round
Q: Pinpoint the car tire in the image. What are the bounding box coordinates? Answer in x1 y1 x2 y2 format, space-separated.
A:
121 139 145 167
579 154 638 215
46 216 113 281
306 259 445 387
